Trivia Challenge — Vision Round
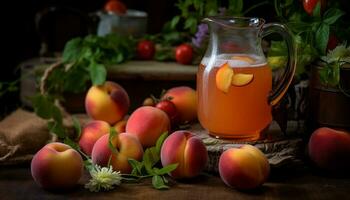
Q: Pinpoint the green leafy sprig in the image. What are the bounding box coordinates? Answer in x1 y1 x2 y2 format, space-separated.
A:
32 34 135 139
126 132 178 190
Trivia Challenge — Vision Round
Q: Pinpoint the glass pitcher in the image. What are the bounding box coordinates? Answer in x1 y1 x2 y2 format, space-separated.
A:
197 17 296 141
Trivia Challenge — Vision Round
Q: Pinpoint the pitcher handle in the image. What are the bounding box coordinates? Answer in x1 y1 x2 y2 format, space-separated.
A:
261 23 297 106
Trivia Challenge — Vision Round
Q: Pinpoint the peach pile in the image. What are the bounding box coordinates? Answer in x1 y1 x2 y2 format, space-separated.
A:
78 120 110 156
308 127 350 172
219 145 270 190
85 81 130 124
91 133 144 173
126 106 170 148
216 62 254 93
161 130 208 179
31 142 84 189
162 86 197 123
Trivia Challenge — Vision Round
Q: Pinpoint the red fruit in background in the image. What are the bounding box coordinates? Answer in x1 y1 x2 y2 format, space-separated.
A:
175 44 193 65
303 0 326 15
155 100 179 125
104 0 127 15
137 40 156 60
327 34 339 51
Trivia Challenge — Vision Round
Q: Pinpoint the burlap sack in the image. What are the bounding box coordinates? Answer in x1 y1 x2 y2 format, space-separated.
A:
0 109 57 165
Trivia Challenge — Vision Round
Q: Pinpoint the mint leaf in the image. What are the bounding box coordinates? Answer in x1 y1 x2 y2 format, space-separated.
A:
154 163 178 175
152 175 169 190
89 62 107 86
128 158 144 175
156 132 168 154
108 127 119 155
62 38 83 63
143 148 158 175
323 8 345 25
315 23 330 54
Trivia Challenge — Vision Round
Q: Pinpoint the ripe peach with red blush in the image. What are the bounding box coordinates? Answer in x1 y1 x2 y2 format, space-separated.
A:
126 106 170 148
160 130 208 179
308 127 350 172
162 86 197 123
31 142 84 189
78 120 110 156
218 145 270 190
91 133 143 173
85 81 130 125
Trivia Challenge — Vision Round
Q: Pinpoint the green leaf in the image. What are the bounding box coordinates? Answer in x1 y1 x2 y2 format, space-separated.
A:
62 38 83 63
312 2 321 18
47 121 65 138
143 148 157 175
315 23 330 55
108 127 119 155
64 137 80 151
152 175 169 190
184 17 197 34
156 132 168 154
89 62 107 86
31 95 54 119
128 158 143 175
323 8 345 25
170 16 180 30
72 116 82 139
154 163 178 175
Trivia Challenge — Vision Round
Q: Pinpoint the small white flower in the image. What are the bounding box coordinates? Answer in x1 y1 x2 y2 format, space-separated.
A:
85 165 122 192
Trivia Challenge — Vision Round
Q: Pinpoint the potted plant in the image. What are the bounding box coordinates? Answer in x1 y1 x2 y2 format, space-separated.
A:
309 44 350 130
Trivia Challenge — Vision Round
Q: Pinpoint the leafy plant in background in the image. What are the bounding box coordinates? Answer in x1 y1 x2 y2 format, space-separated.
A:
269 0 347 76
31 34 135 140
320 43 350 88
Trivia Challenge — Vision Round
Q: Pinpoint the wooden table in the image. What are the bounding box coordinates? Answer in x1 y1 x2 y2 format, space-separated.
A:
0 164 349 200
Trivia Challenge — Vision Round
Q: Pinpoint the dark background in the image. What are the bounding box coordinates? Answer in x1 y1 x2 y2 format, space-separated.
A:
0 0 349 117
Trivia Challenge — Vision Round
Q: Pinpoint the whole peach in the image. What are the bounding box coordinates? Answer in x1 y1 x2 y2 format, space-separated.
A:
160 130 208 179
308 127 350 172
126 106 170 148
91 133 143 173
85 81 130 124
219 145 270 190
162 86 197 123
78 120 110 156
31 142 84 189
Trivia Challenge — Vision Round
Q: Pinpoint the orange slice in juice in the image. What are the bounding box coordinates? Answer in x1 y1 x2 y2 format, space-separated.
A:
232 73 254 86
216 62 234 93
231 55 255 64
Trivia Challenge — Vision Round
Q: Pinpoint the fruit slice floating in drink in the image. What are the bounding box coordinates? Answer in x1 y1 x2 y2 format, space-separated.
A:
216 62 234 93
216 62 254 92
231 73 254 87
